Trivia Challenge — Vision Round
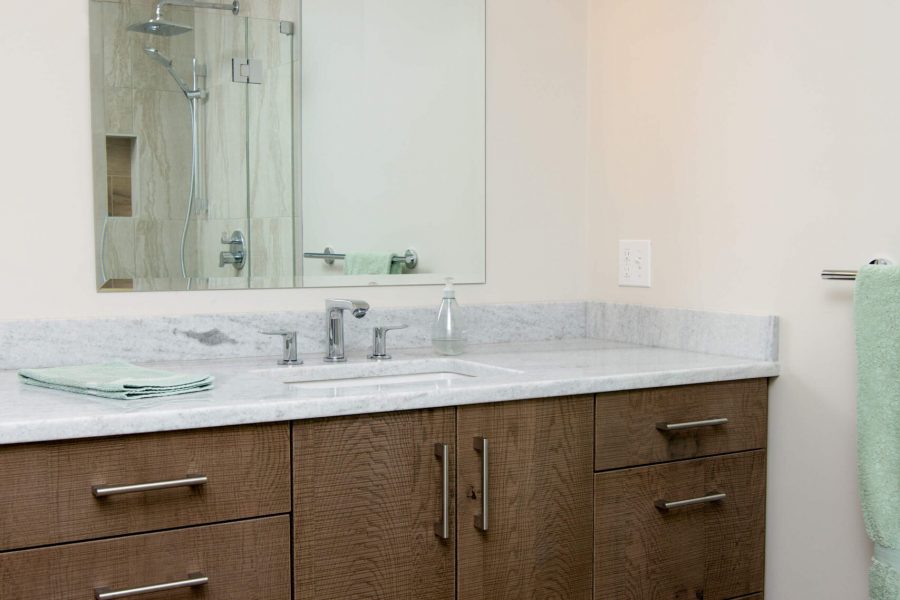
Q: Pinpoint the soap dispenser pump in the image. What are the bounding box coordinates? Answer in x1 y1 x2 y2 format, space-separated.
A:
431 278 466 355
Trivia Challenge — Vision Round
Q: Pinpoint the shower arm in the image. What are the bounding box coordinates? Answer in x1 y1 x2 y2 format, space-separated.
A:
154 0 240 19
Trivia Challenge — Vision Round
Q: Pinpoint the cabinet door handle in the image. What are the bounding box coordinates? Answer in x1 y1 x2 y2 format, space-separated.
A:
434 443 450 540
656 417 729 432
474 437 489 532
94 572 208 599
655 492 726 511
92 475 208 498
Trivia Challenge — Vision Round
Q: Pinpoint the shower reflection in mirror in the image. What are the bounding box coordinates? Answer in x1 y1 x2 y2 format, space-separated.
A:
91 0 486 292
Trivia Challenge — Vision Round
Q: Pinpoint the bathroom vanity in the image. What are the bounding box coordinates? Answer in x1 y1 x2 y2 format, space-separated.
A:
0 339 775 600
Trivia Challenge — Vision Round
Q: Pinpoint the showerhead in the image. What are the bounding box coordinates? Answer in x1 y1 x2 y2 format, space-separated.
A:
143 47 174 69
143 48 194 95
128 17 193 36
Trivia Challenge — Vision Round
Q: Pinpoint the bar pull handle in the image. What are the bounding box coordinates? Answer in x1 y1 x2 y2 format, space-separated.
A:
656 417 729 432
474 436 489 532
92 475 208 498
655 492 726 511
94 572 208 599
434 443 450 540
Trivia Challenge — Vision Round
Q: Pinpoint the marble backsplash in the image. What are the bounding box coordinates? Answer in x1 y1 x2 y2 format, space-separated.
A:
0 301 778 370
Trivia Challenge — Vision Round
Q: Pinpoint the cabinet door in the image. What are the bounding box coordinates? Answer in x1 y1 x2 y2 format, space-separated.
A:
0 516 291 600
594 451 766 600
295 408 456 600
457 396 594 600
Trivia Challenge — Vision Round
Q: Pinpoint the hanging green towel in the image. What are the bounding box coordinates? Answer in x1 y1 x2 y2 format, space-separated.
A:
344 252 406 275
856 265 900 599
18 361 214 400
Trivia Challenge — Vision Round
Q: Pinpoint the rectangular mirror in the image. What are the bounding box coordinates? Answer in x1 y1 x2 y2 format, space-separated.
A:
90 0 485 291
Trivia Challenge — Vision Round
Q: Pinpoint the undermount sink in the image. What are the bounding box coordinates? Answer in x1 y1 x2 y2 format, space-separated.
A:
252 358 520 390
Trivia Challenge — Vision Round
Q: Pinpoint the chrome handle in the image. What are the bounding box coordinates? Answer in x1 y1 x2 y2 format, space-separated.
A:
94 572 208 599
434 443 450 540
474 437 489 532
655 492 726 511
260 330 301 365
92 475 208 498
369 324 409 360
656 417 729 432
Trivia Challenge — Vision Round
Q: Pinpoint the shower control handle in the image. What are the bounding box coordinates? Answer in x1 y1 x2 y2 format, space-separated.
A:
219 230 246 270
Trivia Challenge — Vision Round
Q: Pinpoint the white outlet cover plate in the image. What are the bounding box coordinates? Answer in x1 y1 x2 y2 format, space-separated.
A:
619 240 652 287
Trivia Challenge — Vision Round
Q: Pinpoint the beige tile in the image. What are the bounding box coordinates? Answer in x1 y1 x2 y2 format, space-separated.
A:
105 87 135 134
134 89 193 219
204 81 249 219
134 218 190 278
101 217 137 278
243 0 298 22
102 1 132 89
249 217 294 288
248 62 293 218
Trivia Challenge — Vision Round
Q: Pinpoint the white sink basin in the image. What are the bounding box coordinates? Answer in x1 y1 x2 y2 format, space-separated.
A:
252 358 519 391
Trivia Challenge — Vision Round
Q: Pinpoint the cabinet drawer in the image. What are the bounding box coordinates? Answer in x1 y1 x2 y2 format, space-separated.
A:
594 451 766 600
595 379 767 471
0 424 291 551
0 516 291 600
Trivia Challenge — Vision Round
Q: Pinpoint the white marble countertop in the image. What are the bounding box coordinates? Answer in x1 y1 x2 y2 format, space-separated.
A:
0 338 779 445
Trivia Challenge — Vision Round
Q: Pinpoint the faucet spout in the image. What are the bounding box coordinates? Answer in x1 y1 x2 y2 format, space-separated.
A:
325 299 370 362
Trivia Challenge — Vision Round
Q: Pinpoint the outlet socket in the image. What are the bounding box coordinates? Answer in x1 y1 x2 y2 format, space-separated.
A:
619 240 651 287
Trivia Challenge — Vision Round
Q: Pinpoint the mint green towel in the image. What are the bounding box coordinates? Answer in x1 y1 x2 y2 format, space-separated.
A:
856 265 900 599
18 361 214 400
344 252 406 275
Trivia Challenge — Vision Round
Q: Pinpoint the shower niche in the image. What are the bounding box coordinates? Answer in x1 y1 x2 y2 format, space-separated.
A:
90 0 296 291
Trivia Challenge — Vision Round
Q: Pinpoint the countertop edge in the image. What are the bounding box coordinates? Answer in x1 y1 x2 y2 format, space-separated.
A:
0 361 779 446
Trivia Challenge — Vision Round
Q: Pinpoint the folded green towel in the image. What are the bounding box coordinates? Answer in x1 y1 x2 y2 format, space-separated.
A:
18 361 214 400
855 265 900 599
344 252 406 275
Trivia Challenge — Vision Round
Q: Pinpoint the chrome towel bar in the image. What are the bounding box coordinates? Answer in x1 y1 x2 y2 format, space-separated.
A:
822 258 892 281
303 246 418 270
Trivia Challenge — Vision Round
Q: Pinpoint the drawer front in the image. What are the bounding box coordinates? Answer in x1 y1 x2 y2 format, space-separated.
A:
595 379 767 471
0 424 291 551
594 451 766 600
0 516 291 600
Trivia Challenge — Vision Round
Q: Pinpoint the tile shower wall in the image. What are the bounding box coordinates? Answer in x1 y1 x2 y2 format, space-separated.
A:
93 0 295 290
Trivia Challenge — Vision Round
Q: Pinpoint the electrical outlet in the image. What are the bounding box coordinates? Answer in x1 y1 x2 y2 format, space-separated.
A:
619 240 651 287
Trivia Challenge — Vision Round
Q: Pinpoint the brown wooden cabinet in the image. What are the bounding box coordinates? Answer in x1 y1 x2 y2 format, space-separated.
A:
456 395 595 600
0 380 768 600
293 396 595 600
594 379 768 600
294 408 457 600
0 517 292 600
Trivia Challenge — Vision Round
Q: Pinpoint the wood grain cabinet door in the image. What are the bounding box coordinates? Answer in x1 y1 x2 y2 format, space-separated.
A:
0 516 291 600
594 451 767 600
294 408 456 600
457 396 594 600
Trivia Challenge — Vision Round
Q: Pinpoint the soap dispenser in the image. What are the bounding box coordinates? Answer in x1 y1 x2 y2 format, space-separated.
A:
431 278 466 355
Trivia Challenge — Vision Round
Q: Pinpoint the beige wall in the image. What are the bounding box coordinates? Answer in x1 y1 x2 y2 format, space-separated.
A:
1 0 588 319
588 0 900 596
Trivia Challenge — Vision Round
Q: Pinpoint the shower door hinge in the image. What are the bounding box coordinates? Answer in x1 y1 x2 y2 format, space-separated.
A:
232 58 263 84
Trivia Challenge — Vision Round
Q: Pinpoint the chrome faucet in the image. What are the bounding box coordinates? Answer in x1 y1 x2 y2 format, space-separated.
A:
325 299 370 362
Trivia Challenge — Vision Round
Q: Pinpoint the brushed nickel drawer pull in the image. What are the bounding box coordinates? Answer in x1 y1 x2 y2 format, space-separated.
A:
92 475 208 498
474 437 489 532
655 492 726 511
94 572 208 599
656 417 729 432
435 443 450 540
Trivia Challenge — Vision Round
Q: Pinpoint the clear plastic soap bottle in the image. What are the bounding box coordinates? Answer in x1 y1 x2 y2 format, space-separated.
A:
432 278 466 355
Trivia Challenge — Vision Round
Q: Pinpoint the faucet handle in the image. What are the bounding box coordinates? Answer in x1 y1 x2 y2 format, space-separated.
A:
368 325 408 361
260 331 302 365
